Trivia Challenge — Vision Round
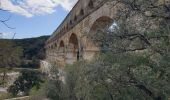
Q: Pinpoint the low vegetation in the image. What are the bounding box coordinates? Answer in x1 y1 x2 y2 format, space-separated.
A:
8 70 44 96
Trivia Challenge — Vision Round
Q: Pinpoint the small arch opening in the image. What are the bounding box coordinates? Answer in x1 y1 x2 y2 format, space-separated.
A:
88 0 94 8
70 20 72 25
74 15 77 21
80 9 84 16
59 40 65 53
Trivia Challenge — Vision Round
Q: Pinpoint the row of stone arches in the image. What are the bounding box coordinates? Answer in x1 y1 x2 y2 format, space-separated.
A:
47 15 114 65
61 16 113 64
57 0 96 37
58 33 78 54
56 33 80 65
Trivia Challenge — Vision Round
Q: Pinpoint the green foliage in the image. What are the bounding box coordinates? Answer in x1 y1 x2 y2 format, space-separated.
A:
8 70 44 96
59 47 169 100
28 81 47 100
46 79 63 100
45 67 67 100
0 40 23 86
14 36 49 68
0 40 23 68
0 36 49 68
0 92 13 100
14 36 49 60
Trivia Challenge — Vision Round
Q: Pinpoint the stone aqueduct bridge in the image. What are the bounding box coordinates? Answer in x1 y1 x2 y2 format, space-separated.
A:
45 0 122 66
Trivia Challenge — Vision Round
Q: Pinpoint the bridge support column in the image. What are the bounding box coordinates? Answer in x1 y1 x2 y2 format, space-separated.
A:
65 49 79 64
83 48 99 61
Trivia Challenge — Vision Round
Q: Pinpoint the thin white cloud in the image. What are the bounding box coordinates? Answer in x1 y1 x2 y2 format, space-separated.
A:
0 32 13 38
0 0 77 17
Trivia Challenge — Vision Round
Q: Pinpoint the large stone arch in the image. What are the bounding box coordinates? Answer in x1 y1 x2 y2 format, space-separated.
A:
66 33 80 64
88 16 113 44
86 0 117 33
90 16 113 33
83 16 113 60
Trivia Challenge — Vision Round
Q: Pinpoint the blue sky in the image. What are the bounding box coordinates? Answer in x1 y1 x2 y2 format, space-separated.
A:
0 0 77 39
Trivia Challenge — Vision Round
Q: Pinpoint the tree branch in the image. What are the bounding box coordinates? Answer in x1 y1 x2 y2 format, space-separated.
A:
0 15 15 29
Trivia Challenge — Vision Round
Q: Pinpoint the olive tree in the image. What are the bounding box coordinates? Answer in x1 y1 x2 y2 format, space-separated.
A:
65 0 170 100
76 0 170 99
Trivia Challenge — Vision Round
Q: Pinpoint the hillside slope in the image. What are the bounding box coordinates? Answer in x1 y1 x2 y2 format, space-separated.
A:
14 36 49 60
0 36 49 68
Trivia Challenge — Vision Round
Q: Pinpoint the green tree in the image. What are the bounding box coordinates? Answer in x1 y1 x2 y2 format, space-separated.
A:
0 40 22 86
46 67 67 100
75 0 170 99
8 70 44 96
0 40 22 68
